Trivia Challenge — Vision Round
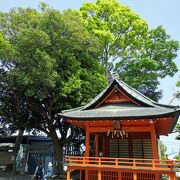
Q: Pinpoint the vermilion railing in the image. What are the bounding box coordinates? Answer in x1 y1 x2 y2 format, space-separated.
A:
66 156 180 180
66 156 179 172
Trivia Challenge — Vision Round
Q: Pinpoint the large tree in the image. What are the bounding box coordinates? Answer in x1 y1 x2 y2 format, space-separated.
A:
0 5 106 174
80 0 179 101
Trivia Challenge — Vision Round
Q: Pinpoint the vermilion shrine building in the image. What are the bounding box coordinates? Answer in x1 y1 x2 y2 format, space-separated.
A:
61 79 180 180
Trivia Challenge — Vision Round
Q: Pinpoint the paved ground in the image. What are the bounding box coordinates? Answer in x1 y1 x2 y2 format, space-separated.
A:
0 173 66 180
0 173 32 180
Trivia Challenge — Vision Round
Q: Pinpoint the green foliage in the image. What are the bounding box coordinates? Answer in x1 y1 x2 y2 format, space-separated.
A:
176 124 180 140
159 141 167 160
175 154 180 168
177 81 180 87
0 6 106 115
176 78 180 94
80 0 179 101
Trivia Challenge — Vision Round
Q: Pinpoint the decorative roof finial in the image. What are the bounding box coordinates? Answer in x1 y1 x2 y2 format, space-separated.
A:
112 72 119 80
108 72 119 83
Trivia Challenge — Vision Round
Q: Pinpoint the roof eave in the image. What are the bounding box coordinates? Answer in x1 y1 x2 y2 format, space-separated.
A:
168 110 180 133
61 110 179 121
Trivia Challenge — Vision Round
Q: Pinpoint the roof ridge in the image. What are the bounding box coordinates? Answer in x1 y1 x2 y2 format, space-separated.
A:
116 79 180 109
82 83 112 110
117 79 156 103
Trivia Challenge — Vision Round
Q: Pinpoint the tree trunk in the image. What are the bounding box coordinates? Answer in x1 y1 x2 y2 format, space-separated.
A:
13 129 24 174
15 129 24 149
49 130 64 176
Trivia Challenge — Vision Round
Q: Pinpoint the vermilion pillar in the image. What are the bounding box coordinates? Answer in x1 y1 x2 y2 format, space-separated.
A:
150 124 158 159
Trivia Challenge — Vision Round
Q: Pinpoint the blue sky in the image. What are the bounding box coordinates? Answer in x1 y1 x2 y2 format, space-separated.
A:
0 0 179 153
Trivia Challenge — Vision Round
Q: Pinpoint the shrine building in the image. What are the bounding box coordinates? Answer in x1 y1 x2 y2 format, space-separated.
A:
61 79 180 180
